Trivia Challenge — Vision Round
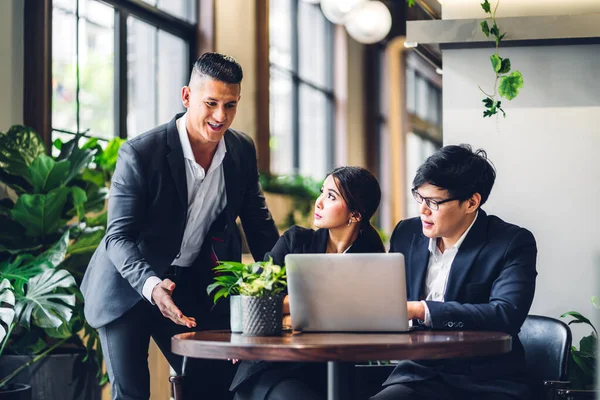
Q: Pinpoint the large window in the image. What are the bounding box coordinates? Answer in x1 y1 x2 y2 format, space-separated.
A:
51 0 196 143
405 53 442 217
269 0 334 179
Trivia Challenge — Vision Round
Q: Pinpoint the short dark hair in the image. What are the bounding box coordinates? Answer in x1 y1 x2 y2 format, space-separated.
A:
413 144 496 206
191 52 243 84
328 166 381 226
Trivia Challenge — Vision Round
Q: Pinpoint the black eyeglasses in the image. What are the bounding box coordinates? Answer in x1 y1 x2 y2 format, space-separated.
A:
411 188 460 211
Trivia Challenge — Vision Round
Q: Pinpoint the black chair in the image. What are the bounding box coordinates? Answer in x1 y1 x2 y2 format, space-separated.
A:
518 315 572 400
354 315 574 400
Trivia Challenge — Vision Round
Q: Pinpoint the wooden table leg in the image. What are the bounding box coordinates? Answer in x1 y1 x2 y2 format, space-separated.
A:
327 361 355 400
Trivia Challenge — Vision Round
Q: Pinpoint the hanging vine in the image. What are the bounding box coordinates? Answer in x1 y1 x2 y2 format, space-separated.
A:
407 0 524 118
479 0 524 117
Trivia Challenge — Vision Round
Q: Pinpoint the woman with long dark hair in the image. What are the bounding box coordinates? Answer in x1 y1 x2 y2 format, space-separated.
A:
231 166 385 400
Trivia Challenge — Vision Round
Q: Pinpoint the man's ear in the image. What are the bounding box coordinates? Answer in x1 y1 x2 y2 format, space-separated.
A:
467 193 481 213
181 86 191 108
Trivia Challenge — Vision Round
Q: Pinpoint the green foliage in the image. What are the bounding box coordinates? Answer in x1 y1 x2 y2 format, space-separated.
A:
0 124 124 388
479 0 524 118
238 258 287 298
208 258 287 300
206 261 246 304
407 0 415 7
560 297 599 390
260 174 323 228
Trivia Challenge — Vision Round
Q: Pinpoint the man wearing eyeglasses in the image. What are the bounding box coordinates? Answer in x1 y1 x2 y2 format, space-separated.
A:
371 144 537 400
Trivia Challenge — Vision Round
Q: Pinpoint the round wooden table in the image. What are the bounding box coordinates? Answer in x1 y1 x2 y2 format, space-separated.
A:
172 330 512 400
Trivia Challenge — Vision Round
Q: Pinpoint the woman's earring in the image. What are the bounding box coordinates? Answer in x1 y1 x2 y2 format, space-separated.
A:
348 218 352 226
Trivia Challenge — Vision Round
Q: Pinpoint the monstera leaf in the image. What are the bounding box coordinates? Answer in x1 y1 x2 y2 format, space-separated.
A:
0 279 16 346
0 125 46 180
14 269 76 330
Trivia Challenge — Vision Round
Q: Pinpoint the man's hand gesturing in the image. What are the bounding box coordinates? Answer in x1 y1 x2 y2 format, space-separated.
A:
152 279 197 328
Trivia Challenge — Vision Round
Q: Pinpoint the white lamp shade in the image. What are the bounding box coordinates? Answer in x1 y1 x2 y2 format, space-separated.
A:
345 1 392 44
320 0 367 24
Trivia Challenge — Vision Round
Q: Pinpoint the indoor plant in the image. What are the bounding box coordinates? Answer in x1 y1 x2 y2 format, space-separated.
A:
206 261 247 333
560 296 598 397
238 258 287 336
0 125 123 398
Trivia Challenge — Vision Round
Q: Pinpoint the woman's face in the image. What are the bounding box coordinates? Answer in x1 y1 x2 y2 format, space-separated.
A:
313 175 354 229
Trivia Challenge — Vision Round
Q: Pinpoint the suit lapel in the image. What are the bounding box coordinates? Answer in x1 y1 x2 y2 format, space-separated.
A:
408 233 429 301
166 114 187 209
443 210 489 301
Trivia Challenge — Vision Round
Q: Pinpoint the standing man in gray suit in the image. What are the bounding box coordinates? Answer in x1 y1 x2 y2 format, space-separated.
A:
81 53 279 400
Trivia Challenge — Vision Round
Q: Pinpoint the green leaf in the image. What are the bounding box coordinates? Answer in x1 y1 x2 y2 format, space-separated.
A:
407 0 415 6
497 33 506 45
481 0 491 13
498 71 524 100
14 269 76 329
0 279 16 345
96 138 125 175
53 139 63 151
561 311 593 327
498 58 511 74
81 168 105 187
28 155 71 193
11 187 70 237
83 185 109 213
0 125 46 180
71 186 88 221
579 334 597 356
39 230 70 268
0 254 53 293
67 227 105 255
490 53 502 73
480 21 490 37
81 137 99 150
85 211 107 227
482 97 494 108
490 23 499 37
591 296 600 309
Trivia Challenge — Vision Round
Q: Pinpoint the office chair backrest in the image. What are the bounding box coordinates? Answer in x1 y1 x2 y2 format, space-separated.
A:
518 315 572 383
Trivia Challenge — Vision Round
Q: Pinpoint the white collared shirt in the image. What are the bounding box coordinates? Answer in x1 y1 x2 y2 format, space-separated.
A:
142 113 227 303
421 211 478 326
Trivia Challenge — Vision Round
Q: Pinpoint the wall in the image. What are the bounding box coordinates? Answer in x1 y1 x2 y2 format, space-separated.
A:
0 0 24 129
442 1 600 340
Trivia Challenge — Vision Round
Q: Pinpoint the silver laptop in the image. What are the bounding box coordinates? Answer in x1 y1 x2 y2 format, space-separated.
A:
285 253 409 332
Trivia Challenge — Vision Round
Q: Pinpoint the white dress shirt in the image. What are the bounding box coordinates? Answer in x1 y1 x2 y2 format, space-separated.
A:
421 211 478 326
142 113 227 303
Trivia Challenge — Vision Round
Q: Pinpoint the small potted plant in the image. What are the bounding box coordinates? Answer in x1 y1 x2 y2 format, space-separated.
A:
238 258 287 337
206 261 246 333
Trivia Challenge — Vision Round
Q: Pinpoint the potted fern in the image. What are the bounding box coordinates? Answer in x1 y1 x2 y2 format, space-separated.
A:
206 261 246 333
238 258 287 337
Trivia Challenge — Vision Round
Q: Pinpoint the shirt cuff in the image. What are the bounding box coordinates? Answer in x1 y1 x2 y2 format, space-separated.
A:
421 300 432 327
142 276 162 305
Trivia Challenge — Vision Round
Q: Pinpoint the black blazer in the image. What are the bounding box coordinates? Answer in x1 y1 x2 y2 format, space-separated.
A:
384 210 537 399
231 225 386 395
81 113 279 329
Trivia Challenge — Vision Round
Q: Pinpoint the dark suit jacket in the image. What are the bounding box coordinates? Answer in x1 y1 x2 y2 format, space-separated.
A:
231 225 386 396
385 210 537 399
81 113 279 329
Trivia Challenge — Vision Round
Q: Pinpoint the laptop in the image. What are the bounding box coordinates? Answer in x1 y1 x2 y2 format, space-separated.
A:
285 253 409 332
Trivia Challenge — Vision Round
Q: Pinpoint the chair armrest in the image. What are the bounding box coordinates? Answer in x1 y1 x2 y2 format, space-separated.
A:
557 388 598 399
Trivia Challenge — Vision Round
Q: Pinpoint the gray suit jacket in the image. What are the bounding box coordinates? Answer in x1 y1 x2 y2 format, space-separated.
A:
81 113 279 329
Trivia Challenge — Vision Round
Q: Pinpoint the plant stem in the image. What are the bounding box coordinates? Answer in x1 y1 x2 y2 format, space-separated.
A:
0 337 68 390
0 322 15 358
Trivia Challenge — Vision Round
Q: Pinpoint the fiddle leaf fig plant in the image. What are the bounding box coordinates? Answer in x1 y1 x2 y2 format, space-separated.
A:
479 0 524 118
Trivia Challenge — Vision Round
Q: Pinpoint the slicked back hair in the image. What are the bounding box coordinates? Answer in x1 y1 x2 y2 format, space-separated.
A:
190 52 243 84
413 144 496 206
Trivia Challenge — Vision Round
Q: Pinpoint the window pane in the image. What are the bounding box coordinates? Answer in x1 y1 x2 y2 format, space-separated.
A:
157 0 196 24
127 17 157 137
406 66 416 114
269 67 294 175
269 0 293 70
415 74 429 121
406 132 439 217
78 0 115 139
52 6 78 133
299 84 329 179
157 31 187 125
53 0 75 13
298 2 331 90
